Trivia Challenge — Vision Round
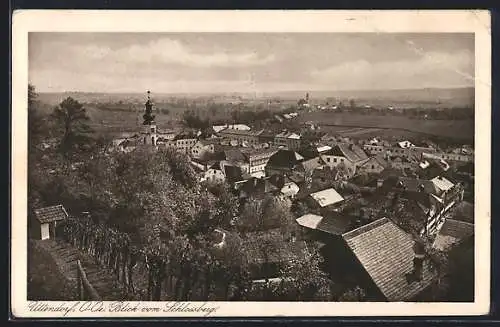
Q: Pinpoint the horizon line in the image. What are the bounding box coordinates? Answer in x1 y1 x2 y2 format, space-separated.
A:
36 85 475 95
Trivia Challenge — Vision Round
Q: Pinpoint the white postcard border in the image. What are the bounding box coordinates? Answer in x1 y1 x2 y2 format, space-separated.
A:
11 10 491 318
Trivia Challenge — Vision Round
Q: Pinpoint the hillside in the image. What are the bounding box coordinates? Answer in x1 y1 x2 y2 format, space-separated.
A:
37 87 474 109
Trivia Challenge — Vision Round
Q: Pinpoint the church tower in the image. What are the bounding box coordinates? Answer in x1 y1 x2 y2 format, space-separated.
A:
142 90 157 146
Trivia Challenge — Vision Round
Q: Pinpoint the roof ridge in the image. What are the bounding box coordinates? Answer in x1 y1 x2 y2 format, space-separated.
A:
342 217 390 240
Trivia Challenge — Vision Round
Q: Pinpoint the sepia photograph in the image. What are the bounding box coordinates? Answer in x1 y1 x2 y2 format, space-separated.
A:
11 10 490 317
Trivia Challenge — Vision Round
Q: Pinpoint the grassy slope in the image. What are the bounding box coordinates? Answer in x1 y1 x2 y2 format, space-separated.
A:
27 240 78 301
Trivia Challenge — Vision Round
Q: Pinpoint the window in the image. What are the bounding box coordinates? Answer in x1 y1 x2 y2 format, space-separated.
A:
371 165 375 169
341 158 344 162
327 157 331 162
334 158 337 163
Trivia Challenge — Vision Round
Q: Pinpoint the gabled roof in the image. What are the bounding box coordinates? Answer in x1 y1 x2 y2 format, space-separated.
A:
296 212 355 235
323 143 368 163
433 219 474 251
361 155 388 169
343 218 437 301
34 205 68 224
266 149 304 169
310 188 344 207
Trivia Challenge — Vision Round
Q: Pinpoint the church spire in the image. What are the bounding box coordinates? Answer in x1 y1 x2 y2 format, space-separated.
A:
143 90 155 125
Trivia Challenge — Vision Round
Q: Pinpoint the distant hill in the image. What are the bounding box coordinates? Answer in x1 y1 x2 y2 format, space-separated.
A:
37 87 474 109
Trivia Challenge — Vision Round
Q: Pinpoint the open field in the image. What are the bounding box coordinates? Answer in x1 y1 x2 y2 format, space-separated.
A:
300 112 474 141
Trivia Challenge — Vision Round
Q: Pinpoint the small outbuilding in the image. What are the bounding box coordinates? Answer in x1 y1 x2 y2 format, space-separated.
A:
31 204 68 240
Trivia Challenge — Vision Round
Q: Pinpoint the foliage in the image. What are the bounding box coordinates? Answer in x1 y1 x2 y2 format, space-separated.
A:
51 97 93 160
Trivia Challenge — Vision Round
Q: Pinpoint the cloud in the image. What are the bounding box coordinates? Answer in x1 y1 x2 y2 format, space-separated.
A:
68 38 275 68
310 50 474 90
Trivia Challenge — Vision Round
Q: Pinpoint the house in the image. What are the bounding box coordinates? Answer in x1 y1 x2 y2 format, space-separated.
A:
267 174 300 199
308 188 345 211
218 129 263 146
429 151 473 163
393 176 464 236
265 149 305 176
432 219 474 252
212 124 251 133
321 143 369 177
274 131 302 150
237 176 280 200
190 139 216 160
241 147 279 178
342 218 437 301
31 204 68 240
358 155 388 174
201 161 244 185
172 134 198 154
316 145 332 154
397 140 415 149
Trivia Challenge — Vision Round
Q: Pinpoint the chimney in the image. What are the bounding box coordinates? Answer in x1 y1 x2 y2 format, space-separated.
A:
412 241 426 281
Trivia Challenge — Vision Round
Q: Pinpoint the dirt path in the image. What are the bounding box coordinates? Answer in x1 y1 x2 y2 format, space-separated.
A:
31 239 126 300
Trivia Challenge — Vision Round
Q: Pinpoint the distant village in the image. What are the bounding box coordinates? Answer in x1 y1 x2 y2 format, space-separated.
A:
32 91 474 302
101 92 474 301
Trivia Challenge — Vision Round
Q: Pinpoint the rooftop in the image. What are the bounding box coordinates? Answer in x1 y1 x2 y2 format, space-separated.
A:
431 176 455 193
266 149 305 169
296 212 355 235
432 219 474 252
343 218 437 301
323 143 368 163
310 188 344 207
34 204 68 224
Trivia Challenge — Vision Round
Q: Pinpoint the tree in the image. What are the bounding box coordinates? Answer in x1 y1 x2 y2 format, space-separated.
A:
277 246 331 301
51 97 92 160
28 84 45 151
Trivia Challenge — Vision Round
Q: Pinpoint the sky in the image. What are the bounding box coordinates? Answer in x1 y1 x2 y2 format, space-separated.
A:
28 33 475 94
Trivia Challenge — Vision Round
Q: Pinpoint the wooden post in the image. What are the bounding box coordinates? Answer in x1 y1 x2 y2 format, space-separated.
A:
77 260 83 300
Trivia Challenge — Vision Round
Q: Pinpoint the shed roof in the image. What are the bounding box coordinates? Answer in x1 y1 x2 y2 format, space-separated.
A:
432 219 474 252
310 188 344 207
296 212 354 235
34 204 68 224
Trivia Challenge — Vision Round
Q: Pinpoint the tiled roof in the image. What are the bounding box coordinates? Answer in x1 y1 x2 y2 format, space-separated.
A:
266 149 304 169
343 218 437 301
323 143 368 163
431 176 455 192
219 128 263 136
296 212 355 235
310 188 344 207
34 205 68 224
432 219 474 251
